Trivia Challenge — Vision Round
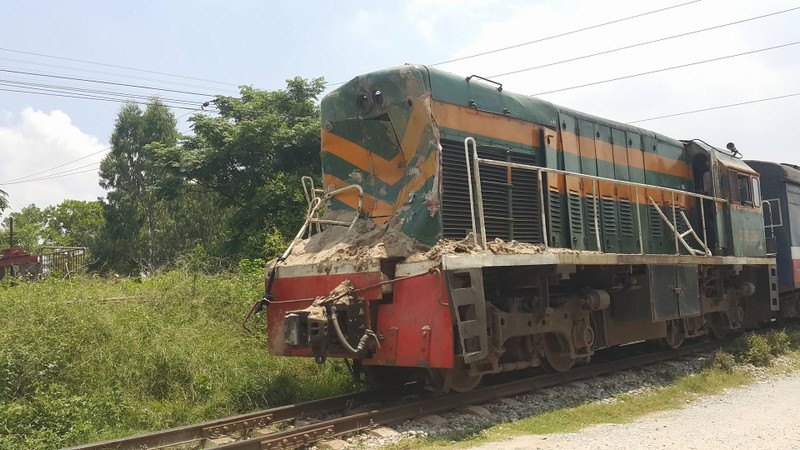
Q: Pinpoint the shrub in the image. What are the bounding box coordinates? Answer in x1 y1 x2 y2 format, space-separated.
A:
766 330 790 356
712 351 736 373
732 334 772 367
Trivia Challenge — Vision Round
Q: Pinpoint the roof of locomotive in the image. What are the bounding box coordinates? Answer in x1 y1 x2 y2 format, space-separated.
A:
747 160 800 185
324 65 686 149
425 65 685 147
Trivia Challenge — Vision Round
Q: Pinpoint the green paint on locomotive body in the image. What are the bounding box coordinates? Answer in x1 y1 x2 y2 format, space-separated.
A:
317 65 763 257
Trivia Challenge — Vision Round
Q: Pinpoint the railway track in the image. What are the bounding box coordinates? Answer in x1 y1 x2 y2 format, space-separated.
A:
68 339 725 450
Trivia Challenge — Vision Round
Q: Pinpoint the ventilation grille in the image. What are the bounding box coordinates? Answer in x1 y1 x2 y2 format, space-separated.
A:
619 198 634 236
586 193 598 235
568 191 582 233
649 206 663 239
441 141 541 242
548 190 563 237
441 143 474 239
601 196 617 235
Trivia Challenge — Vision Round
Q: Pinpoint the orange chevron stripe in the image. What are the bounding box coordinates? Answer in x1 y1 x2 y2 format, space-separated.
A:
400 98 431 161
321 129 406 185
323 174 394 224
393 149 438 212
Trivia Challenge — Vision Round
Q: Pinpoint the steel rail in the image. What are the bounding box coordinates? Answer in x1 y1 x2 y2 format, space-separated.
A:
218 339 725 449
65 385 422 450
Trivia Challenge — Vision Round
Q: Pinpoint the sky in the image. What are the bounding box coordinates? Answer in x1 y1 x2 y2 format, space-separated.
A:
1 0 799 212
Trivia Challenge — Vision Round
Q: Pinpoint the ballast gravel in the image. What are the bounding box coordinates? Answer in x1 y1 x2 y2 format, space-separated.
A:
341 352 772 449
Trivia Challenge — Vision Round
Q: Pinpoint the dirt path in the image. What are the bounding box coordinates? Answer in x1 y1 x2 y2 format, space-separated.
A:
469 371 800 450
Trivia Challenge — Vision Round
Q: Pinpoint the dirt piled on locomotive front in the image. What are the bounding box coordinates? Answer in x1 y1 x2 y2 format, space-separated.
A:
282 211 589 271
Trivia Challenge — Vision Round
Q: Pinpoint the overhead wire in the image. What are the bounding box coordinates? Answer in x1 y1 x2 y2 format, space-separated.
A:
0 55 240 95
430 0 703 66
0 87 207 111
0 79 207 106
489 5 800 78
0 67 219 97
628 92 800 124
323 0 703 87
0 46 240 88
0 163 102 185
0 147 109 184
531 39 800 96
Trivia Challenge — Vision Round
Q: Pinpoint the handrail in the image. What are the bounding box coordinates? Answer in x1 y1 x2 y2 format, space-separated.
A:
280 184 363 261
463 137 725 255
463 138 480 247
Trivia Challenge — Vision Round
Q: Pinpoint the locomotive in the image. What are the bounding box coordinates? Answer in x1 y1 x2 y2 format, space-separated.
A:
264 64 790 392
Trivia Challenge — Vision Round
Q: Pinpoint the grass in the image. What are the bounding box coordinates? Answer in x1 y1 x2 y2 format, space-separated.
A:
386 327 800 450
0 268 354 450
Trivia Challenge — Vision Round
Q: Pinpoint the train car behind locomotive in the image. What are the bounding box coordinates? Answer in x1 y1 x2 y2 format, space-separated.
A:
746 160 800 317
263 65 778 392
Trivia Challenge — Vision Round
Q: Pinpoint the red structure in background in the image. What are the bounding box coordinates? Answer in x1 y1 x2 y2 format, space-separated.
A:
0 247 39 279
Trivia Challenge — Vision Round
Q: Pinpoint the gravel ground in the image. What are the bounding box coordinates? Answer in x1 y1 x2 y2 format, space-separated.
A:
344 353 725 449
469 370 800 450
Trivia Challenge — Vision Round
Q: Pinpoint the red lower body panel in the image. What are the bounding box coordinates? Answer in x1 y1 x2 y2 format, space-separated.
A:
267 268 453 369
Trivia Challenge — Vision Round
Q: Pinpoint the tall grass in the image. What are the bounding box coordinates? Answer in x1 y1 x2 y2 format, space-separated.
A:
0 268 353 449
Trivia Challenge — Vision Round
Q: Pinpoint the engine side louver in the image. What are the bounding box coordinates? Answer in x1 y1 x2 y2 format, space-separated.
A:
441 141 541 243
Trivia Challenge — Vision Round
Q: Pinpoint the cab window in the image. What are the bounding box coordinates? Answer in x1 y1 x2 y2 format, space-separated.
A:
752 177 761 207
737 173 751 205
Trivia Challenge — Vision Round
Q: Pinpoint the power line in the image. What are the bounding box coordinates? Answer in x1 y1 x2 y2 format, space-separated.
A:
430 0 702 67
0 67 218 97
490 5 800 78
0 55 240 95
0 46 240 88
628 92 800 124
0 164 101 186
0 79 206 106
531 39 800 96
0 147 109 184
324 0 703 88
0 86 205 111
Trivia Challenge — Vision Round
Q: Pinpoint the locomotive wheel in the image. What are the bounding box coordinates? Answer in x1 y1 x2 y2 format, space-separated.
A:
707 313 728 340
433 359 483 392
659 320 685 350
541 333 576 372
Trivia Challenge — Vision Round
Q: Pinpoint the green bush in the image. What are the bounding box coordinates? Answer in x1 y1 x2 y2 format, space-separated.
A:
730 334 773 367
712 351 736 373
766 330 791 356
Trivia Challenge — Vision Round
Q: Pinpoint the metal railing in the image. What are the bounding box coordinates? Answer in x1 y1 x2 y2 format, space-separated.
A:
280 180 363 261
464 137 725 256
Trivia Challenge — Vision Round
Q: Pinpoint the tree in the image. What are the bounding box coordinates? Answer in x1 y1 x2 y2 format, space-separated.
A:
157 77 326 259
0 188 8 216
99 100 179 273
0 204 49 250
97 99 234 274
45 200 105 250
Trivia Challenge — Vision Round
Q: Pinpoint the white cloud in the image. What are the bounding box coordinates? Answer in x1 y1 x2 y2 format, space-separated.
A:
0 108 108 212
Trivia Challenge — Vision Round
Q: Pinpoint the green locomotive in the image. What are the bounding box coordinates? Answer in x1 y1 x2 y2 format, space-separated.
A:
267 65 777 391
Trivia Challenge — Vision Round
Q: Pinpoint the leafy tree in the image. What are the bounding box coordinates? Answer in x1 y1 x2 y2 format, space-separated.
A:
158 77 325 259
98 99 234 274
0 188 8 216
0 201 106 256
99 100 180 273
45 200 105 249
0 204 49 250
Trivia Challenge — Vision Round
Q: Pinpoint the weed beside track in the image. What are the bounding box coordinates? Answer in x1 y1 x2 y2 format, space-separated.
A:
0 271 354 450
